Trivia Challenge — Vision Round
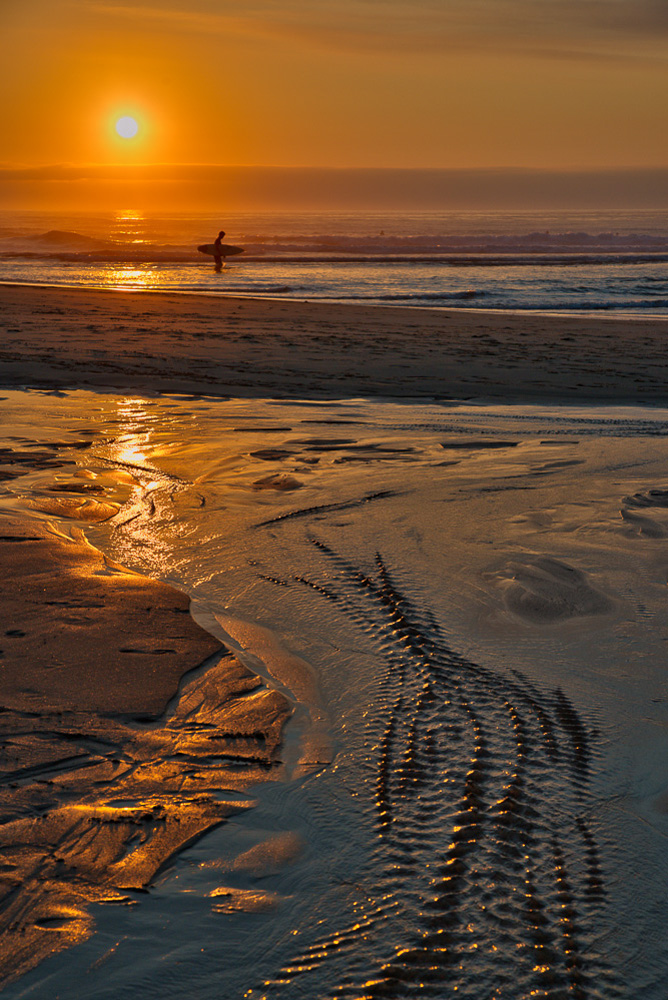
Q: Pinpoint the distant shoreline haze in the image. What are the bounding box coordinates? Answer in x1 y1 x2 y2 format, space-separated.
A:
3 165 668 211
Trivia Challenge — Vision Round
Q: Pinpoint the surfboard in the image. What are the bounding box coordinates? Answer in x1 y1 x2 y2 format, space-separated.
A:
197 243 244 258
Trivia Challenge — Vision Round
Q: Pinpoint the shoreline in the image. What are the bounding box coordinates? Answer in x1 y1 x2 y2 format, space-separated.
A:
4 279 668 323
1 282 668 405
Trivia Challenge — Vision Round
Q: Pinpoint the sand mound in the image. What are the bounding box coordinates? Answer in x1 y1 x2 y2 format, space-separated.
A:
497 555 611 623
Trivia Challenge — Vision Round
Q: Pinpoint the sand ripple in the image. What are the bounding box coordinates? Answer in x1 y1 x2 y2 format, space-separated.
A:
249 543 620 1000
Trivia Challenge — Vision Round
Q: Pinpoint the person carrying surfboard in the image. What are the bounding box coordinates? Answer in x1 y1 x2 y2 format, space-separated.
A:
213 230 226 269
196 234 243 267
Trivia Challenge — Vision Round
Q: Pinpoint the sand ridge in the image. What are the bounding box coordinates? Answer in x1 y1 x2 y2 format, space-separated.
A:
1 283 668 403
0 517 221 716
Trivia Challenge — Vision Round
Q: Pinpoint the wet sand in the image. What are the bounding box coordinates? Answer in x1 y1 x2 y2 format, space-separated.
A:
1 282 668 403
0 515 291 985
0 516 221 715
1 287 668 995
0 390 662 997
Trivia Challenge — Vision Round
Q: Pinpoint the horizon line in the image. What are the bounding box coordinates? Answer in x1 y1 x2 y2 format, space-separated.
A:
5 163 668 176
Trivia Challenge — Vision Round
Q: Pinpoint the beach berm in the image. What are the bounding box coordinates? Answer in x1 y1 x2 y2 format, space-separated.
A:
1 283 667 403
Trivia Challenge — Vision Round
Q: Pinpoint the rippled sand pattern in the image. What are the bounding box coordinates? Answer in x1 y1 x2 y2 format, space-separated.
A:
0 651 290 985
251 542 619 1000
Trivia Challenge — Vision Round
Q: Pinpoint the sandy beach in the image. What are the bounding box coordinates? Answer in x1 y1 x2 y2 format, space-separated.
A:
1 288 668 997
1 282 668 403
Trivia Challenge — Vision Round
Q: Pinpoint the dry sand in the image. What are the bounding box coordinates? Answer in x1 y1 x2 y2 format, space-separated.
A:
1 282 668 403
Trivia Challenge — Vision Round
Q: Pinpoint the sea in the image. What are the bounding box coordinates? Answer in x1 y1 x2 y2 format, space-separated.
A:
3 208 668 314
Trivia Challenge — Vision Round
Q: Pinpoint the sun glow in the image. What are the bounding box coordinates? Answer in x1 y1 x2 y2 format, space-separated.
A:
115 116 139 139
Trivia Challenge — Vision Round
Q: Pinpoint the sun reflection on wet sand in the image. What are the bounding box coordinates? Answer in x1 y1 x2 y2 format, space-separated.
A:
0 641 290 986
109 397 154 466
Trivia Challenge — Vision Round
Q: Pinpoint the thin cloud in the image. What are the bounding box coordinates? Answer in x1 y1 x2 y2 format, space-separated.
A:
5 163 668 211
5 163 668 180
76 0 668 58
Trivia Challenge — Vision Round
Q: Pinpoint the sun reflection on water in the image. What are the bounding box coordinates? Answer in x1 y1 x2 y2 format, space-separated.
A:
115 209 144 222
111 208 145 237
114 436 148 467
91 396 201 583
108 397 156 465
104 264 160 290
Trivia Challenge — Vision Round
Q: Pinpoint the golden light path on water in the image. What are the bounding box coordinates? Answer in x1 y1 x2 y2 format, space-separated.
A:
1 390 668 999
104 266 162 291
113 210 147 244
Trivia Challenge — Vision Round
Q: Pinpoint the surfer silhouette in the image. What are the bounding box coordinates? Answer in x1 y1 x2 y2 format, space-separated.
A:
213 230 225 271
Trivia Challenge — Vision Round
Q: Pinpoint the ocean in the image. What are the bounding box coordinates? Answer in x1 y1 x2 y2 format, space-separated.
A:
3 208 668 314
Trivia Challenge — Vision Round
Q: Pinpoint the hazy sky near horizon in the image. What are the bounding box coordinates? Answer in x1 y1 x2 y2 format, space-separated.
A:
3 0 668 173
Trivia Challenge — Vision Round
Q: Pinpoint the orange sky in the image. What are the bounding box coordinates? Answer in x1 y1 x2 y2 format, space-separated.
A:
2 0 668 207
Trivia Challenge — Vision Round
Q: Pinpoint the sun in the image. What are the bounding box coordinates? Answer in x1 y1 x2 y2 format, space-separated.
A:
115 116 139 139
